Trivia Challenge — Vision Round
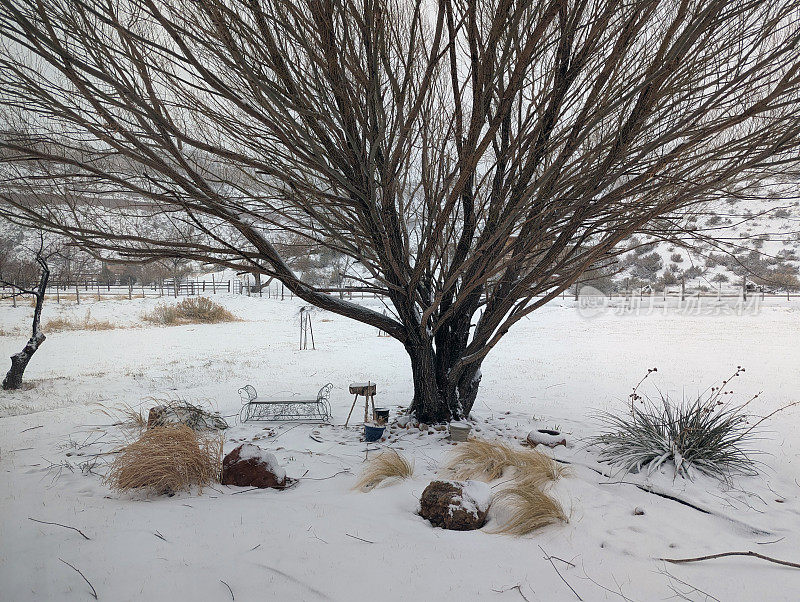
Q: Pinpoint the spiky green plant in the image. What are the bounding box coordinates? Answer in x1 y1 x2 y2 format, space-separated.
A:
591 368 775 480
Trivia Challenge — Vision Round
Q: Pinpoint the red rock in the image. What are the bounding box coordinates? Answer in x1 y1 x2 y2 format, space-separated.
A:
419 480 490 530
221 444 292 489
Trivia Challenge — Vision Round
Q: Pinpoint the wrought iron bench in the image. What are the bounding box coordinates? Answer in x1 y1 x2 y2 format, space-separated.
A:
238 383 333 423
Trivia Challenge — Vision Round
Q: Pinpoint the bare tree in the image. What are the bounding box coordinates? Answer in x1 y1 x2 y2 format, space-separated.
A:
1 0 800 420
1 235 50 390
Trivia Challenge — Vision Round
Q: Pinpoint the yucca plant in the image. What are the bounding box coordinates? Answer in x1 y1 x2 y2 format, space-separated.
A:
591 367 781 480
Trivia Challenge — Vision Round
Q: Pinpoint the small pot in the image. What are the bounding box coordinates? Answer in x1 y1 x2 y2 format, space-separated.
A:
526 429 567 448
373 408 390 425
449 422 472 442
364 424 386 442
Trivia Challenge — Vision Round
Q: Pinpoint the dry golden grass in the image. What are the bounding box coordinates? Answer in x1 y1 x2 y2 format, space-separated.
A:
444 438 567 483
143 297 237 325
354 450 414 492
491 480 569 536
104 424 222 495
44 310 118 332
95 401 148 431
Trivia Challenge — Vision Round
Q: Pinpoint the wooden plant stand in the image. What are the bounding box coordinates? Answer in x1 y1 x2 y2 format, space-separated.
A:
345 382 377 426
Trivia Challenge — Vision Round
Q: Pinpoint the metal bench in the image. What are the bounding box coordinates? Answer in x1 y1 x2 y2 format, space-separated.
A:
238 383 333 423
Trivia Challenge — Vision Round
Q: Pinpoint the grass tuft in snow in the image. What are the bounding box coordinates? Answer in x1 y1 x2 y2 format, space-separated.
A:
491 480 568 536
444 438 566 483
95 401 148 431
143 297 237 325
104 424 222 495
590 367 777 480
354 450 414 492
44 310 117 332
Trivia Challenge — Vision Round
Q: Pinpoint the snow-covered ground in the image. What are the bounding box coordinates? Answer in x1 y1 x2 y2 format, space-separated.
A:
1 294 800 601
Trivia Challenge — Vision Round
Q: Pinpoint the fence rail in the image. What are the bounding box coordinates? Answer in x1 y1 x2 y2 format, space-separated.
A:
1 278 798 306
0 278 390 304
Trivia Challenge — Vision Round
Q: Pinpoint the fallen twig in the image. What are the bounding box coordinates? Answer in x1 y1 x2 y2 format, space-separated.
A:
221 579 234 600
756 537 785 545
301 469 350 481
59 558 98 600
539 545 582 600
660 550 800 569
21 425 43 433
230 487 259 495
29 517 91 540
658 567 720 602
491 584 531 601
345 533 374 544
553 458 771 535
153 530 167 542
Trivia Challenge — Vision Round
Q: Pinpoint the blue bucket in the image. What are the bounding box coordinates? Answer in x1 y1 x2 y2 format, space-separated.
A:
364 424 385 442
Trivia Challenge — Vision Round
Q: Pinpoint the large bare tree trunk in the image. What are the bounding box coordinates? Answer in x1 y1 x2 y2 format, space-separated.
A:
406 318 484 423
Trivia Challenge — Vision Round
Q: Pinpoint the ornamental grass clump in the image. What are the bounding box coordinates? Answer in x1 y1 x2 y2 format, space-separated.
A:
104 424 222 495
591 367 792 480
445 438 567 483
491 480 569 536
354 450 414 492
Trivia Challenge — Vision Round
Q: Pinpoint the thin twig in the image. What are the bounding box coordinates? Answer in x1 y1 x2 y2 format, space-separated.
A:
756 537 785 545
59 558 98 600
153 530 167 542
491 584 531 601
29 517 91 540
539 546 582 600
301 469 350 480
21 425 43 433
658 567 721 602
220 579 234 600
230 487 259 495
660 550 800 569
345 533 375 544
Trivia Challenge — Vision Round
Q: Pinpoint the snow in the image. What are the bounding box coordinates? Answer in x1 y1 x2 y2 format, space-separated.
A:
1 293 800 600
458 480 492 516
236 443 286 481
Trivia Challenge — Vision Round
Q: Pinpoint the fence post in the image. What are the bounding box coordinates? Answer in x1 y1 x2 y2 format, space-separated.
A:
75 283 80 305
128 282 133 300
11 279 16 307
742 275 747 301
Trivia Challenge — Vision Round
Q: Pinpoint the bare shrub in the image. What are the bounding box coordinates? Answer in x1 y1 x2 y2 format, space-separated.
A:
104 424 222 495
44 310 117 332
354 450 414 492
143 297 237 325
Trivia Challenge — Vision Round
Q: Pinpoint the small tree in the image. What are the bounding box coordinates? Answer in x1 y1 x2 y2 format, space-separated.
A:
1 237 50 390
